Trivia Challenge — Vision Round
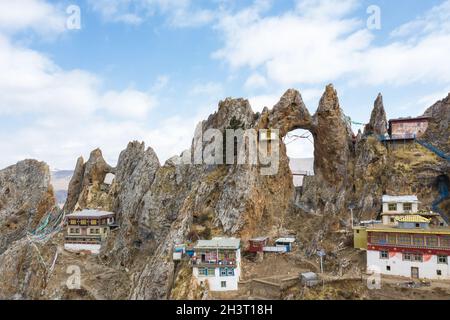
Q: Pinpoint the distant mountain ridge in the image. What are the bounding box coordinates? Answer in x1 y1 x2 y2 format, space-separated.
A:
51 170 73 206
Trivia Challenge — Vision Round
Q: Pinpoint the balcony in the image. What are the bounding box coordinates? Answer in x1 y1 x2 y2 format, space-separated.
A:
368 241 450 252
191 257 237 268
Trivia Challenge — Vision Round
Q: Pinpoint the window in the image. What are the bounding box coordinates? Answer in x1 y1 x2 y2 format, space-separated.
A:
398 234 411 245
91 219 98 225
413 236 424 247
69 219 77 225
403 203 412 211
220 268 235 277
386 266 391 271
437 255 448 264
440 236 450 248
390 218 395 223
388 234 397 245
413 254 423 262
198 268 215 276
380 251 389 259
403 253 412 261
415 223 420 228
426 236 438 248
437 270 442 276
221 281 227 288
80 219 87 225
371 233 387 244
388 204 397 211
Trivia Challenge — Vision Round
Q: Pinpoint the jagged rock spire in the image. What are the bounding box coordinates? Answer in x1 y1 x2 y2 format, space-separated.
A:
364 93 388 136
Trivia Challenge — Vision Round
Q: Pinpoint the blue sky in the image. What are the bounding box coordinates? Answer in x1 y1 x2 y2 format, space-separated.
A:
0 0 450 169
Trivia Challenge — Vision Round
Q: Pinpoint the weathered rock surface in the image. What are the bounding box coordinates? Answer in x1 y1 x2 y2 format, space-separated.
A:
423 93 450 153
311 85 353 188
64 149 115 212
102 141 161 267
364 94 388 136
1 85 449 301
0 160 55 254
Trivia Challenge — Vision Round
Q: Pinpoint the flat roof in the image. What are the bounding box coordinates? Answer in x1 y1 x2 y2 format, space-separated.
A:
276 237 296 243
195 237 240 250
389 116 430 123
382 195 420 203
249 237 269 242
66 209 115 219
381 211 440 216
366 224 450 235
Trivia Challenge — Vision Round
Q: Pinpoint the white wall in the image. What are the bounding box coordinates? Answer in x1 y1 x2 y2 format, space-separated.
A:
382 202 418 214
193 249 241 292
367 250 449 280
64 243 101 254
193 268 240 291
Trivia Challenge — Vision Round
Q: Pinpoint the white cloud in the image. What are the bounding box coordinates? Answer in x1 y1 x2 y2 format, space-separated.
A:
88 0 216 27
214 1 371 86
0 0 66 35
101 89 156 119
214 0 450 88
390 0 450 38
190 82 224 97
0 32 162 169
295 0 360 19
245 73 267 89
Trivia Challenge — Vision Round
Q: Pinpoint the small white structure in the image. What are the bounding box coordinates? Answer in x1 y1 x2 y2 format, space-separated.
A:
192 238 241 292
300 272 320 287
262 237 296 253
275 237 296 252
381 195 420 225
173 244 186 261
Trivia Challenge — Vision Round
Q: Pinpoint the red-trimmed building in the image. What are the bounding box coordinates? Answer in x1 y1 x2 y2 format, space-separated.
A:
387 116 430 140
366 215 450 279
64 209 116 254
248 237 269 253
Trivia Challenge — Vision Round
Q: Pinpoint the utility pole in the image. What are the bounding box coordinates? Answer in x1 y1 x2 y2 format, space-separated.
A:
317 250 326 274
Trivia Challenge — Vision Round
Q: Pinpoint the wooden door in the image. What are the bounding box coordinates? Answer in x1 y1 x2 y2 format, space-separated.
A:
411 267 419 279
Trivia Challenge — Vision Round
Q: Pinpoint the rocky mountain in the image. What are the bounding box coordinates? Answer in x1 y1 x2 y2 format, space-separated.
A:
51 170 74 206
0 85 448 300
423 93 450 153
0 160 55 255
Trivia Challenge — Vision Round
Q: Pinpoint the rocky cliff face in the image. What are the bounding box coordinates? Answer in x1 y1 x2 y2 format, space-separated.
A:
0 160 55 254
64 149 115 213
423 93 450 153
364 94 388 136
1 85 449 300
0 160 56 299
352 92 450 222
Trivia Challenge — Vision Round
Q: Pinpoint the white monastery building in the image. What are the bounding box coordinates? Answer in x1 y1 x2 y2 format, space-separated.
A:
191 237 241 291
